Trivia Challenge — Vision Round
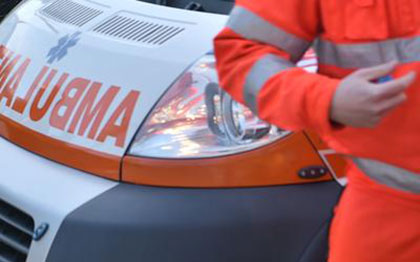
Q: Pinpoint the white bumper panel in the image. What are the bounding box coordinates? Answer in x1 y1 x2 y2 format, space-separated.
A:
0 137 118 262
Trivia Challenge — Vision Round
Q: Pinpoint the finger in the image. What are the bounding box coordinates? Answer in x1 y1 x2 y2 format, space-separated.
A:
353 61 398 81
374 72 416 98
376 93 407 117
358 115 382 129
366 117 381 128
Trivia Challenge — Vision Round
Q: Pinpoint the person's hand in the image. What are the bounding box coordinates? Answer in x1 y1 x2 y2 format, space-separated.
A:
330 61 417 128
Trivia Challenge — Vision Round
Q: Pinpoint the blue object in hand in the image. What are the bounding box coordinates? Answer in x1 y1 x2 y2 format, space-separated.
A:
376 75 394 83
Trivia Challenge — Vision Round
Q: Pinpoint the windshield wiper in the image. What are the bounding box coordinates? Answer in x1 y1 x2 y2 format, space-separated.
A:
155 0 167 5
155 0 206 12
185 1 205 11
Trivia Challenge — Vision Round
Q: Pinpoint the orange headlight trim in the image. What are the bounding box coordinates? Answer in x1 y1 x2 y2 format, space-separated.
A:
122 132 334 188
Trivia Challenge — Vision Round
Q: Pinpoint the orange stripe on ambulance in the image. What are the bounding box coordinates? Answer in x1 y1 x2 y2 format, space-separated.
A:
0 45 140 148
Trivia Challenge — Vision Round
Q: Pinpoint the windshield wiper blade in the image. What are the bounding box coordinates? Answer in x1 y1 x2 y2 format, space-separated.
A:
155 0 167 5
185 1 205 11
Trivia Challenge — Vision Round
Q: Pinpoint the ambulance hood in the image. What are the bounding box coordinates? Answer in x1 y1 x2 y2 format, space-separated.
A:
0 0 227 177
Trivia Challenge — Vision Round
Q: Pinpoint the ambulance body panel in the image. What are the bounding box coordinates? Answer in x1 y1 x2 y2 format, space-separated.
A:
0 1 344 261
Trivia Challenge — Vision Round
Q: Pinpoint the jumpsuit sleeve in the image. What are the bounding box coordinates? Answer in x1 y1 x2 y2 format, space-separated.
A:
214 0 341 134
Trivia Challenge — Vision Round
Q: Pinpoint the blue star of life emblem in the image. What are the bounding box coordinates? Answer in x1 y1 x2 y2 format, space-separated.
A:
47 32 81 64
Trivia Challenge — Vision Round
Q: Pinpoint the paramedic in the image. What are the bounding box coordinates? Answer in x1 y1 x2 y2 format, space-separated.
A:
214 0 420 261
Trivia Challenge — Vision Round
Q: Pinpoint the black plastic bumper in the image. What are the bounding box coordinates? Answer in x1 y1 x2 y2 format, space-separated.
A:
46 181 342 262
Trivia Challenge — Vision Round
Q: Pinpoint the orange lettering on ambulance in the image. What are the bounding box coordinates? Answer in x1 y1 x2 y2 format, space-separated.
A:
30 70 68 121
0 45 8 61
50 77 90 130
96 90 140 148
13 66 49 114
68 83 120 139
0 58 31 107
0 53 20 91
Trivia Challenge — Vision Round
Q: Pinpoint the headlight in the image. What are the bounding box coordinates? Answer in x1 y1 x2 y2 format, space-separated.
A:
122 52 331 188
128 54 290 159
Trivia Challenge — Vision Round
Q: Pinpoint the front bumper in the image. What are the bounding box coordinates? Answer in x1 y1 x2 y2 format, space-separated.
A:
0 136 342 262
48 182 341 262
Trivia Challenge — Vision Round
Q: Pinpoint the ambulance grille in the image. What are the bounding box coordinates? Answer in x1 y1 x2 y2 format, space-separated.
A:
40 0 103 27
92 15 186 46
0 199 34 262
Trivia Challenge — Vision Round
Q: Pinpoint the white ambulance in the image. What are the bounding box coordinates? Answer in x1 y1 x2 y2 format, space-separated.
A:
0 1 346 261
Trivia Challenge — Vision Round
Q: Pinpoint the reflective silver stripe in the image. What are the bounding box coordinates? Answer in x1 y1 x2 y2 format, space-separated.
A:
227 6 311 62
243 54 294 113
353 158 420 194
315 36 420 68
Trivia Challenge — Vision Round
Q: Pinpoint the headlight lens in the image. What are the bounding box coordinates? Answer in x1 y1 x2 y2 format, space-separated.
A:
128 54 290 158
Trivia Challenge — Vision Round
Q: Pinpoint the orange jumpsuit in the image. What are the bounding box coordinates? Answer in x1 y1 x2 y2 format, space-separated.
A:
213 0 420 261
